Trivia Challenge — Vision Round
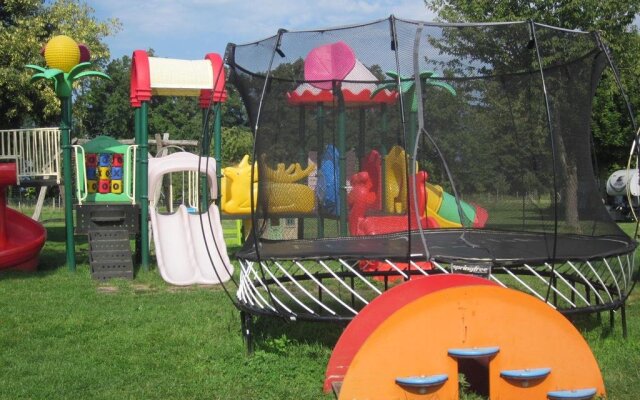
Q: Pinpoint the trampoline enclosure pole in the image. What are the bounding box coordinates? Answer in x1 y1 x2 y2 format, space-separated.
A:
317 103 325 238
337 89 348 236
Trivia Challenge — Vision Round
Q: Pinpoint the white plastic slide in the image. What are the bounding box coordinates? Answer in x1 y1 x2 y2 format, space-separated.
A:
148 152 233 285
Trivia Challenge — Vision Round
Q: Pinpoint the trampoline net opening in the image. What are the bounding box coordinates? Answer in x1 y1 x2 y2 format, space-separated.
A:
226 17 636 264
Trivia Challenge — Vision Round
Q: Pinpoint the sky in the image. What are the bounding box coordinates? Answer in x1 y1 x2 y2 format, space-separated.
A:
85 0 436 61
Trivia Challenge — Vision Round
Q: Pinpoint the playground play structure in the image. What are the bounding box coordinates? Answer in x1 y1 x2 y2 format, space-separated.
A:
11 21 639 398
12 35 235 282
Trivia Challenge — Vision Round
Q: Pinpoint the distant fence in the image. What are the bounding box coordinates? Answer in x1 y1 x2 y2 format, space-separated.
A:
0 127 61 184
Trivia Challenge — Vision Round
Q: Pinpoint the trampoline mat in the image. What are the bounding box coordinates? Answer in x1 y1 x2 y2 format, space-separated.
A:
237 229 637 265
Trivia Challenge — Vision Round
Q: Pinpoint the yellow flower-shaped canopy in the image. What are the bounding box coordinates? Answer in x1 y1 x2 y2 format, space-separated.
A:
44 35 80 73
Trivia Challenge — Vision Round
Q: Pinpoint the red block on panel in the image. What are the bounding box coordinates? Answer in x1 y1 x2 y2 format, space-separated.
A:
98 179 110 194
85 153 98 167
112 153 124 167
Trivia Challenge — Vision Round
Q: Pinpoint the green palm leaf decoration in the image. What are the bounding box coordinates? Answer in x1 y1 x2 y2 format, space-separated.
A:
371 70 456 111
26 61 110 98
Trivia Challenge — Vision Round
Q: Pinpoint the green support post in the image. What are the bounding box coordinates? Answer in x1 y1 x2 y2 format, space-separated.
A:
298 106 306 239
358 108 365 161
337 91 348 236
134 107 142 263
26 46 110 273
139 102 150 270
380 104 388 212
213 103 223 203
134 108 141 202
201 108 211 210
61 97 76 271
316 103 325 238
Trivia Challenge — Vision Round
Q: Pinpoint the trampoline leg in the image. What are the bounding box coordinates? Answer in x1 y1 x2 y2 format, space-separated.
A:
622 304 628 339
241 311 254 355
609 309 614 330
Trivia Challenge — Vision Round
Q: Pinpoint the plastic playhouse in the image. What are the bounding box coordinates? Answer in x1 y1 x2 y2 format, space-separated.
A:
72 135 139 280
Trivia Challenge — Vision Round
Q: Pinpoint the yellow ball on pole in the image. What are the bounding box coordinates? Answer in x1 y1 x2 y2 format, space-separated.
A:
44 35 80 73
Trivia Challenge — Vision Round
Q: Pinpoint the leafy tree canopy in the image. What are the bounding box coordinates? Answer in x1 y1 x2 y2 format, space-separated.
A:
426 0 640 173
1 0 120 129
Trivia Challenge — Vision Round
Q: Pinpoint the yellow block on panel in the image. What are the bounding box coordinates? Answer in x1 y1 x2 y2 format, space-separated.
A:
98 166 110 180
110 180 123 194
87 180 98 193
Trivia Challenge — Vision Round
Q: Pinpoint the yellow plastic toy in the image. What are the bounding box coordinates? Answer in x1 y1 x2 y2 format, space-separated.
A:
44 35 80 73
263 159 316 213
221 155 317 215
221 155 258 215
263 159 316 183
383 145 487 228
384 145 416 214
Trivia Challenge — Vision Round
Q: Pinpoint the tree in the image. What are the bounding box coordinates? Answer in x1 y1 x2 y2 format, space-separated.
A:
425 0 640 230
77 55 132 138
0 0 120 129
426 0 640 174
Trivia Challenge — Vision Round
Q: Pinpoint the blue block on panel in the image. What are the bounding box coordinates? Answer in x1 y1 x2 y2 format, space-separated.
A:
111 166 123 180
98 153 111 167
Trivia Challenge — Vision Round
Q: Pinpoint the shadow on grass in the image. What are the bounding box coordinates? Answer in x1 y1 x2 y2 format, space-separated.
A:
250 315 345 352
568 311 619 339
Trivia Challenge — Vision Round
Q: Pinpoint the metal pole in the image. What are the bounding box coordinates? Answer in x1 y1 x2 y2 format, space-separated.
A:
134 107 141 264
139 101 150 270
381 104 388 212
201 108 210 209
337 90 347 236
61 97 76 271
298 106 306 239
213 103 223 202
317 103 325 238
358 108 365 161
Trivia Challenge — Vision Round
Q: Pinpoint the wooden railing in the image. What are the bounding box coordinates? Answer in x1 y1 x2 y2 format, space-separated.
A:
0 128 61 184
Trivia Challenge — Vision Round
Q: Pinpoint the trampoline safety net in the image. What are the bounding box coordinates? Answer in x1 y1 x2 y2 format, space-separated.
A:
219 17 637 319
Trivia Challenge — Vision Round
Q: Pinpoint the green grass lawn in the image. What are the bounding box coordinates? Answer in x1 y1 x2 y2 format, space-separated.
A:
0 217 638 399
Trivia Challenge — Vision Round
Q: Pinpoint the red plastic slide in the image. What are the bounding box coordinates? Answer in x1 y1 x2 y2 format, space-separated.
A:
0 162 46 271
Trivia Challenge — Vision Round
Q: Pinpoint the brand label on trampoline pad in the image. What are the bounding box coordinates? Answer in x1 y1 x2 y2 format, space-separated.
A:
450 263 492 277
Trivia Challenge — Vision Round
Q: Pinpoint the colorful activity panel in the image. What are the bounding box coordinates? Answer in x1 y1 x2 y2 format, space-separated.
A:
338 285 604 399
78 136 134 203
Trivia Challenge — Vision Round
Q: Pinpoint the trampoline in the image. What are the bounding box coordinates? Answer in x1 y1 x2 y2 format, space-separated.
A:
201 17 638 331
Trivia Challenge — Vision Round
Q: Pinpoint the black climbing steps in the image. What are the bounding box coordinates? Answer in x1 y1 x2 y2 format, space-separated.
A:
76 203 139 280
88 229 133 280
